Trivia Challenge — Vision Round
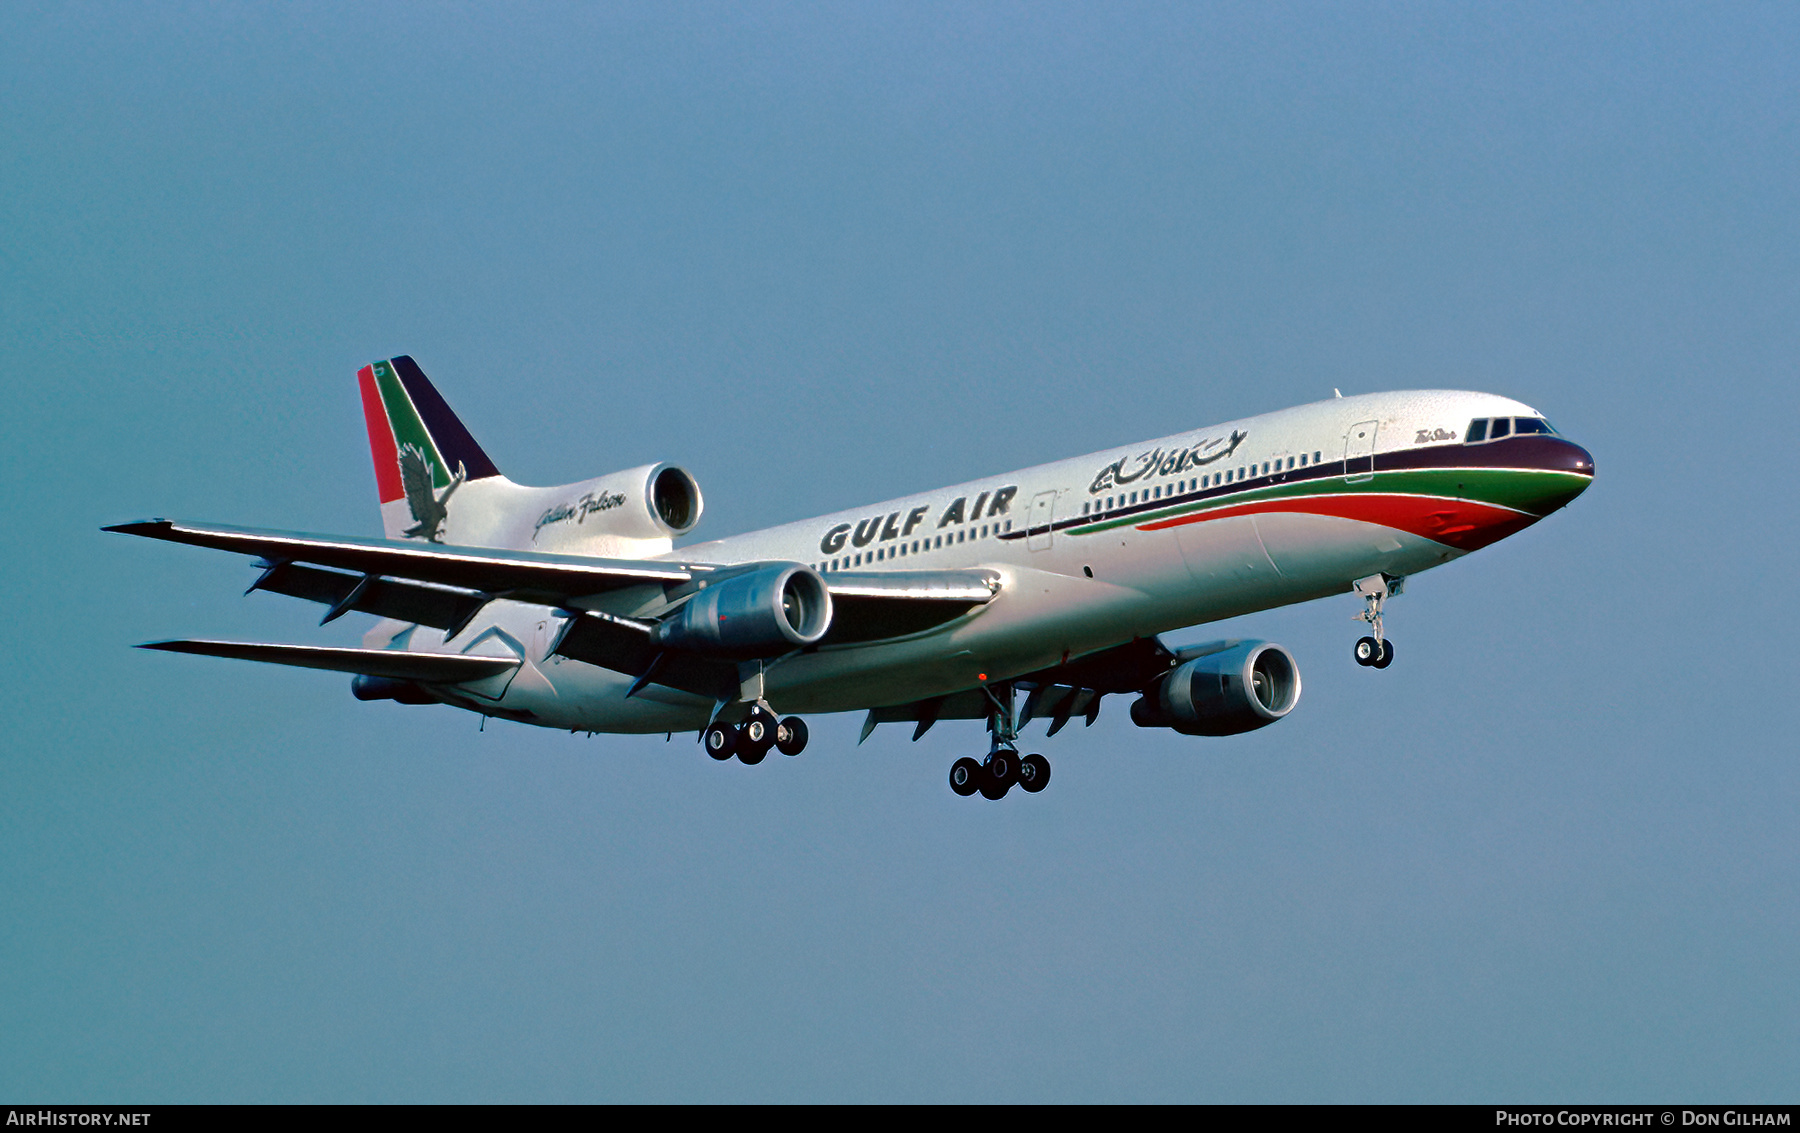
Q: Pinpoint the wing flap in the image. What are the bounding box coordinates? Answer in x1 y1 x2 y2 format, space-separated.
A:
140 640 519 682
549 611 738 699
249 561 487 632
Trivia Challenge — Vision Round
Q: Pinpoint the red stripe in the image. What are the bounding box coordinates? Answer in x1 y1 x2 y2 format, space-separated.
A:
358 365 404 504
1139 493 1540 551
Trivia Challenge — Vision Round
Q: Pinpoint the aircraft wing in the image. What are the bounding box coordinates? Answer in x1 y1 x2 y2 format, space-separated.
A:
139 640 518 682
821 569 1000 644
547 569 1001 698
105 519 699 603
111 521 1002 696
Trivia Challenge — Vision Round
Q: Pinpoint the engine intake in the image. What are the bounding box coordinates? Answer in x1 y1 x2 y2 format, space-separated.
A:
649 465 702 535
656 565 832 658
1130 640 1300 736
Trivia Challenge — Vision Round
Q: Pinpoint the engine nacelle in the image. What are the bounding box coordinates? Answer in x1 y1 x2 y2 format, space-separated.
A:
1129 640 1301 736
506 462 704 557
350 674 438 705
655 565 833 658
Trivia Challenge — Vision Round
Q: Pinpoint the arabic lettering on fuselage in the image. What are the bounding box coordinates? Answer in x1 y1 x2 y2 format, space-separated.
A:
1087 429 1247 495
818 486 1018 556
534 490 628 539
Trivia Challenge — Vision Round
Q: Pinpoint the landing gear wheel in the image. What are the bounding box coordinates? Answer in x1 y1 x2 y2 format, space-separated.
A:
979 749 1017 799
704 723 737 761
1017 753 1051 793
741 706 777 749
1354 636 1380 667
1373 638 1394 669
986 748 1017 787
775 716 808 756
737 706 777 764
949 757 981 797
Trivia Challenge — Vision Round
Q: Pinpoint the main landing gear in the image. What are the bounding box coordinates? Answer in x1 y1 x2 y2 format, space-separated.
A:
948 683 1052 800
704 704 809 765
1352 573 1401 669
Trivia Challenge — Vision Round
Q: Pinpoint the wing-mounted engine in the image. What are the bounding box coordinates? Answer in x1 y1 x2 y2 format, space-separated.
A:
654 565 832 658
1129 640 1300 736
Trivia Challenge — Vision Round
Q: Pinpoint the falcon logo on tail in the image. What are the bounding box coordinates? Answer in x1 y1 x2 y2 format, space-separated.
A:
399 444 465 543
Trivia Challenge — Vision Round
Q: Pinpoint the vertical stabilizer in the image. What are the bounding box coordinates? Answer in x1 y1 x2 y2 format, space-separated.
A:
357 357 503 541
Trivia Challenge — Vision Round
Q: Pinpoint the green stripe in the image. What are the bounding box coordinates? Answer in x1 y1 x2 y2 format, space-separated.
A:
1072 467 1591 535
372 360 451 489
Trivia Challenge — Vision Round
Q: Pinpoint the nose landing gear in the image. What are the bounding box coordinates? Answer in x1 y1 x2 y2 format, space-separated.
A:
1352 573 1401 669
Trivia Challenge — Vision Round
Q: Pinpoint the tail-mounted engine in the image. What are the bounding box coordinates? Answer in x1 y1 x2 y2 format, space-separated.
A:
1130 640 1301 736
517 462 703 557
655 565 833 659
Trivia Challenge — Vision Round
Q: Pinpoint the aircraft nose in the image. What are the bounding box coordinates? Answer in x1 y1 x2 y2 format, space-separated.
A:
1538 436 1596 512
1564 439 1596 478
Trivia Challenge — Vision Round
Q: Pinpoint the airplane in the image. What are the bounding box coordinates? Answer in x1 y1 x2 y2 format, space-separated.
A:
108 356 1595 799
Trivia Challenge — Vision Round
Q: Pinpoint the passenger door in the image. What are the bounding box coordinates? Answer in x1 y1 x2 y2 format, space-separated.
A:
1027 490 1057 552
1344 420 1378 483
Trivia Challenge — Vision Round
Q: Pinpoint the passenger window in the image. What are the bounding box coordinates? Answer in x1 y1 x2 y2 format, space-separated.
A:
1314 451 1321 462
1466 418 1488 443
1490 418 1511 440
1287 457 1295 469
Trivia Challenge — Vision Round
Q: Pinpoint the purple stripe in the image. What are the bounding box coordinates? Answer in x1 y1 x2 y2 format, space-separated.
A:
389 356 502 481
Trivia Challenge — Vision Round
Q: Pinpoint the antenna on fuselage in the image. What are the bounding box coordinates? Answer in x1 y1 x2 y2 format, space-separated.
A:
1334 388 1343 398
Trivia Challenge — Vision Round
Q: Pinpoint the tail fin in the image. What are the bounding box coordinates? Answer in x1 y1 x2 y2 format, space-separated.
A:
357 357 503 540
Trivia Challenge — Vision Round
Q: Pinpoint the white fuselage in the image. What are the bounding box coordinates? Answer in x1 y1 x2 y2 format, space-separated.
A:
368 389 1570 733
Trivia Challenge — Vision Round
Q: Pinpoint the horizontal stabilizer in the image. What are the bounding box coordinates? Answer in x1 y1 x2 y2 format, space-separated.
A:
139 640 518 683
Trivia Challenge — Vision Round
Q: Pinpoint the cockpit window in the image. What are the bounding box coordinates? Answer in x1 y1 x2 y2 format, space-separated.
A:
1467 416 1557 443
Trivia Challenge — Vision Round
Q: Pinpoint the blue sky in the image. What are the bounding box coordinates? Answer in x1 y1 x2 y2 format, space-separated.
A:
3 1 1796 1101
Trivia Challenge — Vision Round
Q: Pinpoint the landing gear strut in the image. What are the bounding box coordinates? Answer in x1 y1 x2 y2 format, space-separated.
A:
948 682 1053 799
1352 573 1400 669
